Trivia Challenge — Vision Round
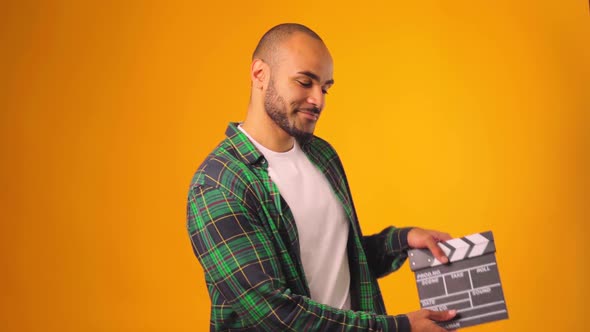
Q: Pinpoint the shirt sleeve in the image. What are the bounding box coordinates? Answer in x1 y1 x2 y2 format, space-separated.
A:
363 227 413 278
187 185 411 332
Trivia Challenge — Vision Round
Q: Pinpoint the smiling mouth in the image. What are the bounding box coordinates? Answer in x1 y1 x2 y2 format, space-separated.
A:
297 107 321 118
298 110 320 121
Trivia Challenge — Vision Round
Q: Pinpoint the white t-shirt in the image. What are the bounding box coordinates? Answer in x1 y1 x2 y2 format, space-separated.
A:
239 126 351 310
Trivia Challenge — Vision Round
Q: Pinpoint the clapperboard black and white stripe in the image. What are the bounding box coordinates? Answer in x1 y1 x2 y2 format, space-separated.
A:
408 231 508 330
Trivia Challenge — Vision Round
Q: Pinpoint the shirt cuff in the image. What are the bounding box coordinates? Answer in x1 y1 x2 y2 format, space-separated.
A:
387 314 411 332
387 227 413 254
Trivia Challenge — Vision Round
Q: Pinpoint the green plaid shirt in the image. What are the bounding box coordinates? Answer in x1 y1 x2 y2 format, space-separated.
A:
187 123 413 331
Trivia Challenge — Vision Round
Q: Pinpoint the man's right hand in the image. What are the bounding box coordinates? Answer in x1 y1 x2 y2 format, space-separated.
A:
406 309 457 332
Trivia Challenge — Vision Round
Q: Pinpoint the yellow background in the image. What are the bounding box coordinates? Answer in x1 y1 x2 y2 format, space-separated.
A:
2 1 588 331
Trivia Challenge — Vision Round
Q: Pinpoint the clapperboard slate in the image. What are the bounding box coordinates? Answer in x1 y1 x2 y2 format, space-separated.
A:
408 231 508 330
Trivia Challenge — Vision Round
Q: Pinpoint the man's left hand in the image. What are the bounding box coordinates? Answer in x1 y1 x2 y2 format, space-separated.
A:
407 228 453 264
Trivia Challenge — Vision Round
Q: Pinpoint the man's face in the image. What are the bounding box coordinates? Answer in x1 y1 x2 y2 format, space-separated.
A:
263 33 334 143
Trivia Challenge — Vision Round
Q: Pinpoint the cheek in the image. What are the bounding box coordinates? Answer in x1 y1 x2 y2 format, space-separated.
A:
286 89 308 106
274 83 307 108
281 82 305 99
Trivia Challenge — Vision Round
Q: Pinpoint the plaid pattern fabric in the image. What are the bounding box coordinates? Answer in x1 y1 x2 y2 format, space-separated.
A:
187 123 413 331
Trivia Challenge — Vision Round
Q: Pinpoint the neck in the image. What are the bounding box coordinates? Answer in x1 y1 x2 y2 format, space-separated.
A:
242 103 295 152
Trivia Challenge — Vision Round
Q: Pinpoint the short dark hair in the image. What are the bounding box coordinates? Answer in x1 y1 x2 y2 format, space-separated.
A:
252 23 323 62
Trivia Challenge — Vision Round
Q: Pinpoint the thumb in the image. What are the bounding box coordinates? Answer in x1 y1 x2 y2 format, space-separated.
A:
427 239 449 264
427 309 457 322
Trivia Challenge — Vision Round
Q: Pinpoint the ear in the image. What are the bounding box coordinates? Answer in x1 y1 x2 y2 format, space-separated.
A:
251 59 268 90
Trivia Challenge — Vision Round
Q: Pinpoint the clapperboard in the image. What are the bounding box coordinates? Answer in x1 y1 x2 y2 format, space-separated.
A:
408 231 508 330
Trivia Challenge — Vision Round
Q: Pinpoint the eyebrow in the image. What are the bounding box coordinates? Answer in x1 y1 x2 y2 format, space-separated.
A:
297 71 335 86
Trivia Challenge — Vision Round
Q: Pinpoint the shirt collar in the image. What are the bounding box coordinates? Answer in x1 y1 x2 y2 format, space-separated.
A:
225 122 316 165
225 122 266 166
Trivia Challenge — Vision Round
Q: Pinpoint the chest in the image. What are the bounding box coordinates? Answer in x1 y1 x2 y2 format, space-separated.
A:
267 156 348 243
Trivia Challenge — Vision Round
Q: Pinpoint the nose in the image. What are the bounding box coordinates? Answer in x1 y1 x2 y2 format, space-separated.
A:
306 85 325 110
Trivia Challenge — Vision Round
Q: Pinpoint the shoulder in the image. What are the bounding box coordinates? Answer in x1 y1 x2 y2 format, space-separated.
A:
304 135 344 168
190 138 256 188
189 138 263 208
190 139 240 185
307 135 339 157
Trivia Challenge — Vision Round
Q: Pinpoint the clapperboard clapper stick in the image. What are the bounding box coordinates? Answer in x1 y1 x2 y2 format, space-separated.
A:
408 231 509 330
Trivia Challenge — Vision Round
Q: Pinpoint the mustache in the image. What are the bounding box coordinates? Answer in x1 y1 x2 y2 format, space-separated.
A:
297 107 321 115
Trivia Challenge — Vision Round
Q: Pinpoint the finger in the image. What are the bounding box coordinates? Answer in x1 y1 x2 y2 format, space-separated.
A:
433 231 452 242
426 238 449 264
427 309 457 322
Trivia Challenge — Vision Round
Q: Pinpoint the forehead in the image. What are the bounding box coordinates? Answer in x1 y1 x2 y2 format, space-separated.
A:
274 33 333 81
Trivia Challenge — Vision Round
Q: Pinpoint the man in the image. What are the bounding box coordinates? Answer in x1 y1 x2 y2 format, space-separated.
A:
187 23 457 331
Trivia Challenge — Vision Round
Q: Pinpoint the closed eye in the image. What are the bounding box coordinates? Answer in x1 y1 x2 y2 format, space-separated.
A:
297 81 312 88
298 81 329 95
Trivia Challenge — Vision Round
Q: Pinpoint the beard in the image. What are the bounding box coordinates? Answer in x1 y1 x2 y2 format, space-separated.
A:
264 78 315 145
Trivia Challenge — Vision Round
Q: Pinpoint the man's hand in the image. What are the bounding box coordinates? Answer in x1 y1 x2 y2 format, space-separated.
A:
407 228 453 264
406 309 457 332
